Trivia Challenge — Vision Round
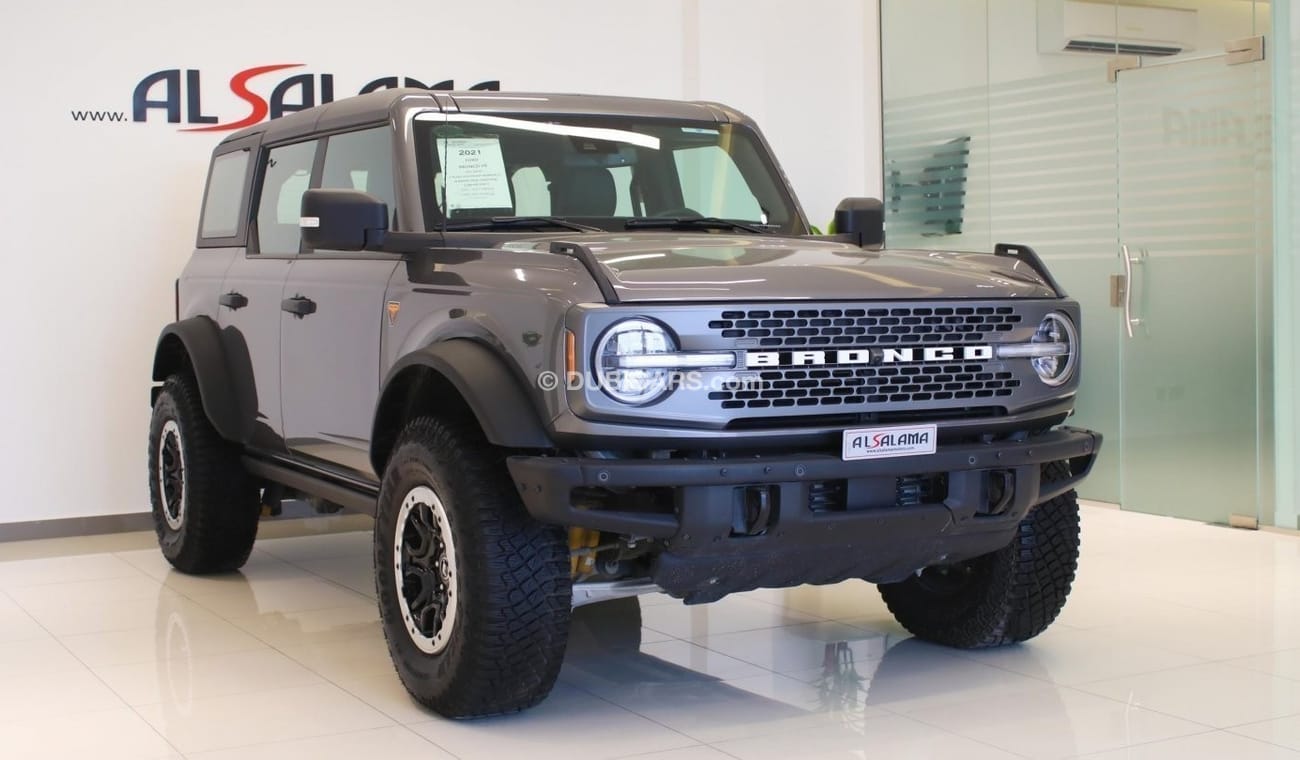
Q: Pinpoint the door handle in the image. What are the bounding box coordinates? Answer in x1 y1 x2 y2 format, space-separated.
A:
280 295 317 318
1120 244 1142 338
218 291 248 310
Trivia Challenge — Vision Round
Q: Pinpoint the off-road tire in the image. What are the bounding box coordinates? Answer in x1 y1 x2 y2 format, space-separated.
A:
374 417 572 718
878 460 1080 648
147 374 260 574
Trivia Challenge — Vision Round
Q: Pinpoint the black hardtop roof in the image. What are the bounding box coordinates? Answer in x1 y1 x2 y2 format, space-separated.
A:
220 89 749 146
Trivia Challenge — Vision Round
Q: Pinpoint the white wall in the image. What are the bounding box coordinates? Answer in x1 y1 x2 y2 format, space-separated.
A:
0 0 882 525
693 0 883 227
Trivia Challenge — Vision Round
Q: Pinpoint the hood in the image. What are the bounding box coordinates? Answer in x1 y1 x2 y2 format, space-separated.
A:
520 233 1058 302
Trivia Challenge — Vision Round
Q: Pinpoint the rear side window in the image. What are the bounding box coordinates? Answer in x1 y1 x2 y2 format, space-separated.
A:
321 127 397 224
256 140 318 254
199 150 249 239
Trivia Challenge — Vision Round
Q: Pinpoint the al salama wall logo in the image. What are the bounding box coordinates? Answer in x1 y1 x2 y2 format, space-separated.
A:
69 65 500 129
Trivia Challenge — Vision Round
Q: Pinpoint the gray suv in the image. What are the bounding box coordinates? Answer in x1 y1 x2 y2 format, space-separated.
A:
148 89 1101 718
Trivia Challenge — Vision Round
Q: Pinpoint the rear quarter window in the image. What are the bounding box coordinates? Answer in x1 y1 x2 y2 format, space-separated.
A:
199 150 250 239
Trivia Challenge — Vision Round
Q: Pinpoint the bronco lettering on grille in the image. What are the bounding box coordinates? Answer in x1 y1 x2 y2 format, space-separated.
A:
744 346 994 369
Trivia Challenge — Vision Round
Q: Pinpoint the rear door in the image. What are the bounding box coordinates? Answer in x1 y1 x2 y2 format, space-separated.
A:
215 136 319 452
186 141 255 323
279 126 401 479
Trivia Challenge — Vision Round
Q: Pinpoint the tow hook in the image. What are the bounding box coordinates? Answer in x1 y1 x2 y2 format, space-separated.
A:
733 485 778 536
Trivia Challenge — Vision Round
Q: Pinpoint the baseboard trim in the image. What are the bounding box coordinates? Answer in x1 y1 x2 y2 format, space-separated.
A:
0 512 155 543
0 501 370 545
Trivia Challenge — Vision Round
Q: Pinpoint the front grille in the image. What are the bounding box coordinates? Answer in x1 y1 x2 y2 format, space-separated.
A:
709 363 1019 410
709 305 1021 348
705 305 1025 411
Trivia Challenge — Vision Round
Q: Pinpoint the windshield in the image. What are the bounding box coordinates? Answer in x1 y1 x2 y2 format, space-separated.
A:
412 113 804 234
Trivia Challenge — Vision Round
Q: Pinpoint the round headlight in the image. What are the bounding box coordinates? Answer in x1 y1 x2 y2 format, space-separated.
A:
1031 312 1078 386
595 318 677 404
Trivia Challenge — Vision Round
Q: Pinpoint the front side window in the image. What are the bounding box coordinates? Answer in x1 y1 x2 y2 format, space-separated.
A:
413 114 802 234
199 150 249 239
320 127 397 225
256 140 318 254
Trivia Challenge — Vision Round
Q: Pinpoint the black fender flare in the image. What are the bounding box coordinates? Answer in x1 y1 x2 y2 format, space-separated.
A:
151 316 255 444
372 340 553 469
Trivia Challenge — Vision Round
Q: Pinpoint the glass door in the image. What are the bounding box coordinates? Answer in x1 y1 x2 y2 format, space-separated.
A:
879 0 1273 524
1114 53 1271 523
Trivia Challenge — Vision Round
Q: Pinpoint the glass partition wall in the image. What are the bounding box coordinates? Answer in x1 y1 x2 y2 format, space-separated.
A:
881 0 1273 525
1274 2 1300 530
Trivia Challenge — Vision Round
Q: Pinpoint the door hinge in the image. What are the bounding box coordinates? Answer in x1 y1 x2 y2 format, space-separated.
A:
1108 55 1141 83
1225 35 1265 65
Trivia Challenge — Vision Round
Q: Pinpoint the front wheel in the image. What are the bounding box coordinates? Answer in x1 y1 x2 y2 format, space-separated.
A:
374 417 572 718
878 461 1080 648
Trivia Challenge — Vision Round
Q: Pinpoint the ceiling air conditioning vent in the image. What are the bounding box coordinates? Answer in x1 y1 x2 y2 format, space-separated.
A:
1038 0 1196 58
1063 39 1183 57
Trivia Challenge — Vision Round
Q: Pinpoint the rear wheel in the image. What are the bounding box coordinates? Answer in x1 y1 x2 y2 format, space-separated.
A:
878 461 1080 648
147 374 260 574
374 417 571 718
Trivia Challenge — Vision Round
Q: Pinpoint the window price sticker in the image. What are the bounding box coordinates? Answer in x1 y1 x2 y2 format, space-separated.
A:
437 137 513 212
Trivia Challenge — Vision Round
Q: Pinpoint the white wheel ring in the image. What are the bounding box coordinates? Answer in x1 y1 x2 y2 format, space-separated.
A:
393 485 459 654
157 419 186 531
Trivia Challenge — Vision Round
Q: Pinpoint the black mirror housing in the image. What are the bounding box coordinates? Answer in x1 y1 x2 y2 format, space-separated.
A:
834 197 884 248
300 189 389 251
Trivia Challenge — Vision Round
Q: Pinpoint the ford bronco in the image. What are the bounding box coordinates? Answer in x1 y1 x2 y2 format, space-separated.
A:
148 88 1100 717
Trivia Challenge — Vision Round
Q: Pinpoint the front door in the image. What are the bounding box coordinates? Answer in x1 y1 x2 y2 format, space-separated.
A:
279 256 399 478
278 126 402 480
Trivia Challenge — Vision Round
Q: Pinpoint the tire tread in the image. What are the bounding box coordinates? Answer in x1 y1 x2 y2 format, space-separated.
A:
375 416 571 718
147 373 259 574
878 460 1080 648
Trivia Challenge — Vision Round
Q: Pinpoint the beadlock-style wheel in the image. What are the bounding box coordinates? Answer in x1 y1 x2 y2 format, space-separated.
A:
156 419 186 531
147 374 260 574
394 485 458 654
373 417 571 717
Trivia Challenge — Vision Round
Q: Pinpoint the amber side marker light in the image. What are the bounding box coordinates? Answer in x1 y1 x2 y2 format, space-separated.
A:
565 330 579 386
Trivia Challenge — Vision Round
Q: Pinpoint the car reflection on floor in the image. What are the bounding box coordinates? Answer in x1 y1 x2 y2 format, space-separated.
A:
10 506 1293 758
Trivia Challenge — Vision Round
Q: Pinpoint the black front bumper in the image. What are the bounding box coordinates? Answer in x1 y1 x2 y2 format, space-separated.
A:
507 426 1101 602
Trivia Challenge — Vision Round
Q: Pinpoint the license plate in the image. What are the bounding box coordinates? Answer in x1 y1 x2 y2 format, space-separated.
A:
842 423 937 461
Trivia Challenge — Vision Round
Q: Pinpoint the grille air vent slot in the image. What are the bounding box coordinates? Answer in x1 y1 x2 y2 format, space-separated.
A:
708 306 1021 348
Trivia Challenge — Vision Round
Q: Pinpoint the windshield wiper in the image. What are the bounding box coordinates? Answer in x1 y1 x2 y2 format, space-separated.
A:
443 216 603 232
624 217 771 234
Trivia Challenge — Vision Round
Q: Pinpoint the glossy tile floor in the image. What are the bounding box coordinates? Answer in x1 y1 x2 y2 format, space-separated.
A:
3 504 1300 758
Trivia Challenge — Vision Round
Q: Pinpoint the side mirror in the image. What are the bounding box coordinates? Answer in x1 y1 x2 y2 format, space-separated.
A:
300 189 388 251
834 197 884 248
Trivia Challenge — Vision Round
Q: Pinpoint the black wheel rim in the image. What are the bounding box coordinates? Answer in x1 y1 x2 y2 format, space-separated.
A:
394 486 457 653
157 420 185 530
